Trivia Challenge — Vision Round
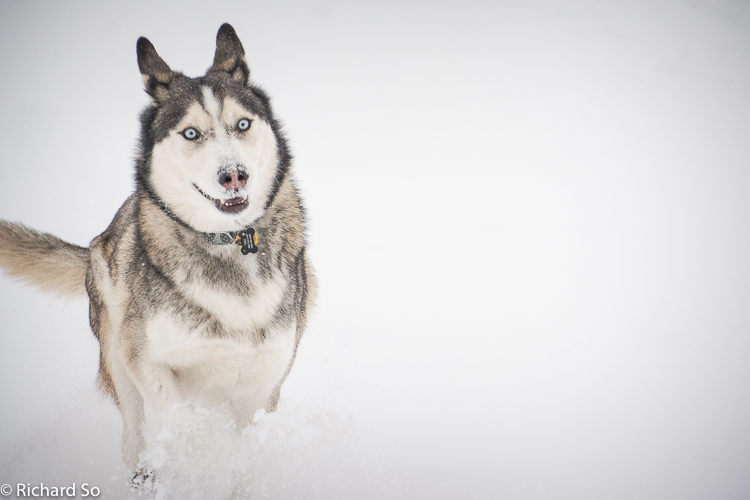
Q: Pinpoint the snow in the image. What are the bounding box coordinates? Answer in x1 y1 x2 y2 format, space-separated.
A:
1 1 750 499
132 401 356 499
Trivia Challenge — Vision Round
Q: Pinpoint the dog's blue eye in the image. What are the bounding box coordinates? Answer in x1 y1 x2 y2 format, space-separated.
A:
237 119 251 131
182 128 199 140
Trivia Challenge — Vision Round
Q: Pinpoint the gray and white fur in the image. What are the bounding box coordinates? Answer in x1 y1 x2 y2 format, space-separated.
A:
0 24 315 475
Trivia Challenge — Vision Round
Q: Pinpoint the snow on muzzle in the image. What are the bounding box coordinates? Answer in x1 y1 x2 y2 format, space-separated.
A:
194 164 250 214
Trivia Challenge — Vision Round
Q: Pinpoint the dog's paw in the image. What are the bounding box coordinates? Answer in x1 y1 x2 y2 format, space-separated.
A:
130 465 156 492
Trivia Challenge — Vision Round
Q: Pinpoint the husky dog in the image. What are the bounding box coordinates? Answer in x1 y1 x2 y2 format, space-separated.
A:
0 24 315 474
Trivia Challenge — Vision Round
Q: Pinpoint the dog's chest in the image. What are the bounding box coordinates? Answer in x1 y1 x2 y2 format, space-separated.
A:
145 311 296 404
179 265 288 331
141 266 295 404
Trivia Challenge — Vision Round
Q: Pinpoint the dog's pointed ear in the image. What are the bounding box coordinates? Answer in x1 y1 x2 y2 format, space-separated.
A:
137 37 177 101
208 24 250 84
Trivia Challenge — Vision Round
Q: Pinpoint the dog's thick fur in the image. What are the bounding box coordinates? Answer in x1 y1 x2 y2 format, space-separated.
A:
0 24 315 473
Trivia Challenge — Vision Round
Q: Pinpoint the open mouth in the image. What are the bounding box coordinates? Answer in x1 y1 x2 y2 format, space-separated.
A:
194 184 249 214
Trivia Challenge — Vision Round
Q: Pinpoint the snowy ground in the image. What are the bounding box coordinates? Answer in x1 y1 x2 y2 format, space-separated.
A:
1 1 749 499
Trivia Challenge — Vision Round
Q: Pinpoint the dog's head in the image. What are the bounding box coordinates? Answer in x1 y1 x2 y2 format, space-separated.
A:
136 24 288 232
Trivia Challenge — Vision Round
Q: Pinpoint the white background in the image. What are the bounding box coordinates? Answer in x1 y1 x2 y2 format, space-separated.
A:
1 1 749 498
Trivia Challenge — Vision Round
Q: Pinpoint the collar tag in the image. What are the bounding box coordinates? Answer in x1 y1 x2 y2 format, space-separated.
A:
236 228 258 255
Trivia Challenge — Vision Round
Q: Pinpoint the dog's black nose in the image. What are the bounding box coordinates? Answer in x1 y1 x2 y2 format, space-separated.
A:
219 167 248 191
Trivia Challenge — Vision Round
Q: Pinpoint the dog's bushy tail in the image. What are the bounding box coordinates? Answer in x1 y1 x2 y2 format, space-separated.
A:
0 221 89 298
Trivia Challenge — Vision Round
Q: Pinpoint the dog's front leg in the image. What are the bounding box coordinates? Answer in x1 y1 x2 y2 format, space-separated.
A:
112 334 181 477
120 358 184 489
